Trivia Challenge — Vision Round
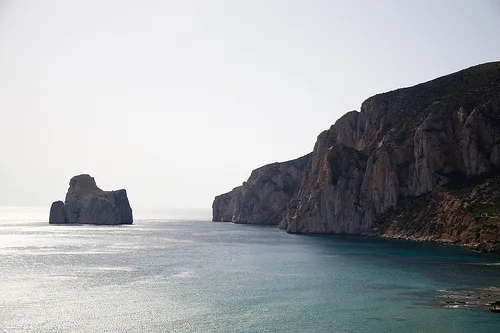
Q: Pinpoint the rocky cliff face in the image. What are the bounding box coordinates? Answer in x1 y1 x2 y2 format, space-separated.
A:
49 174 133 225
214 62 500 252
212 154 310 224
375 173 500 253
281 61 500 244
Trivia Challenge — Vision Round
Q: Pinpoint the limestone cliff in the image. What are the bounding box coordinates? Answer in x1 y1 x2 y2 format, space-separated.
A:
49 174 133 225
281 61 500 246
213 61 500 251
212 154 310 224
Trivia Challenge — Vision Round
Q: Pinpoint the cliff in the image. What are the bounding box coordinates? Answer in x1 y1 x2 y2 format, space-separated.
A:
212 154 310 224
49 174 133 225
376 173 500 252
213 61 500 252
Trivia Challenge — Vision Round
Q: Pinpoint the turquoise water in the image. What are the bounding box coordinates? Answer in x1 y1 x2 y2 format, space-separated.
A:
0 210 499 332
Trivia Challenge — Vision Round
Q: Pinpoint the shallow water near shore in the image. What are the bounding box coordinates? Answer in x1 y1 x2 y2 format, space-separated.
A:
0 209 499 332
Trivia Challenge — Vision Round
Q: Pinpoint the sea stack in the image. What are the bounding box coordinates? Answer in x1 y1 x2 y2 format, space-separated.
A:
49 174 133 225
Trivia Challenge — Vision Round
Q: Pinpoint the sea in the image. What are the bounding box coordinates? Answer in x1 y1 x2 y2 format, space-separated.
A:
0 207 499 333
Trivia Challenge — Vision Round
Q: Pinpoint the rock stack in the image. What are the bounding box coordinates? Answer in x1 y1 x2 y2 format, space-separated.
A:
49 174 133 225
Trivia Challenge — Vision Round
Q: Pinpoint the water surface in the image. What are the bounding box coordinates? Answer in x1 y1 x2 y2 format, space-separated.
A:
0 208 499 332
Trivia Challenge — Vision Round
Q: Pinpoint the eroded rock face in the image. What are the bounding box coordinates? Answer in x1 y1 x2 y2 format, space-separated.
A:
214 61 500 251
212 154 310 225
49 174 133 225
113 189 133 224
376 181 500 253
212 186 242 222
282 62 500 243
49 201 65 223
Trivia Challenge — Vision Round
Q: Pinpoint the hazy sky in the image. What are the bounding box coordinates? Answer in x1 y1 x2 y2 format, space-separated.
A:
1 1 500 210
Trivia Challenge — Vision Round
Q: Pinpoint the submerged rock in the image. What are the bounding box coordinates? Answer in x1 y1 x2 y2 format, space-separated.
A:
49 174 133 225
490 301 500 313
432 287 500 312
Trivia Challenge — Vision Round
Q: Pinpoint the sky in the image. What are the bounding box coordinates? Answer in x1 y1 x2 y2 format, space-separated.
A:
1 0 500 210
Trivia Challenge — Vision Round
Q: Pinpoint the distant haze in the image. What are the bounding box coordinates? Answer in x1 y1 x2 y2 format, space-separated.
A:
1 0 500 210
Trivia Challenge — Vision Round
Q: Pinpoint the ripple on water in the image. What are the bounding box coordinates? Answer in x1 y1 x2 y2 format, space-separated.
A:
0 218 499 333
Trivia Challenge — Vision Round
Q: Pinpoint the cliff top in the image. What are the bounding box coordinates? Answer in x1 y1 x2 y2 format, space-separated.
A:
65 174 107 202
363 61 500 136
249 153 311 175
365 61 500 110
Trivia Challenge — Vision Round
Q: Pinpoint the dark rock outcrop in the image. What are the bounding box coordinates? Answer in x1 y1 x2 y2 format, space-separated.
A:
49 174 133 225
213 61 500 252
490 301 500 313
112 189 133 224
49 201 65 223
212 154 310 224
